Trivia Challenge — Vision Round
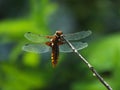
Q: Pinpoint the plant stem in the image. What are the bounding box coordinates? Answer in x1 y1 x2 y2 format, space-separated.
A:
61 36 112 90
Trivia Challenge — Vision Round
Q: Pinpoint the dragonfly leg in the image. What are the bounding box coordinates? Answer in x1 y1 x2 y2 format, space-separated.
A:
57 41 64 45
46 36 54 39
45 41 52 47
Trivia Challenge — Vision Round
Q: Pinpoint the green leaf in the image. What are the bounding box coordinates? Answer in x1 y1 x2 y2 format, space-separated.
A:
85 33 120 71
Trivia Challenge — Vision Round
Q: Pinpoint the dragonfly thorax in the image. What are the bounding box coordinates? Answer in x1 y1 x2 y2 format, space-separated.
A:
54 31 64 43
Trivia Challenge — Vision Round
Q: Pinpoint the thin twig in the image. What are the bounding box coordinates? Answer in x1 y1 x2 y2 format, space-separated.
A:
61 36 112 90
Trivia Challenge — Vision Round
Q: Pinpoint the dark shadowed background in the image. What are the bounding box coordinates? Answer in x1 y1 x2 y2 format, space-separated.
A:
0 0 120 90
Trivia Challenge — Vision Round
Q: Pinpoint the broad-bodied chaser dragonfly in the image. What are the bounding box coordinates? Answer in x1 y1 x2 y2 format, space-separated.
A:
22 30 92 67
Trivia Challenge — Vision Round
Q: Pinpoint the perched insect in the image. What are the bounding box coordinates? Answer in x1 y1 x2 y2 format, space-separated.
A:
22 30 92 67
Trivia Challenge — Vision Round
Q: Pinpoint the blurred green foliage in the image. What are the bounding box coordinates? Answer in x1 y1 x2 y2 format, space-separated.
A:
0 0 57 90
82 33 120 90
0 0 120 90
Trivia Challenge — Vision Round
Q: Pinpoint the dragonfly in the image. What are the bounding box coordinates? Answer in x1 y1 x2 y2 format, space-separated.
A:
22 30 92 67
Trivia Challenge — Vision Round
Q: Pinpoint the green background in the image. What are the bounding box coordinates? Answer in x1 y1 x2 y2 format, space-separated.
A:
0 0 120 90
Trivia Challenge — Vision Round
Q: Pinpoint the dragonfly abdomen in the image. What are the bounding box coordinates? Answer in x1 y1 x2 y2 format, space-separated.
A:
51 44 59 67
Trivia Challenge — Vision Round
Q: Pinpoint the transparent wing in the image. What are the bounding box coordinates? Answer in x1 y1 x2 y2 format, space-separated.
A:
59 41 88 53
22 43 50 53
64 30 92 40
24 32 49 43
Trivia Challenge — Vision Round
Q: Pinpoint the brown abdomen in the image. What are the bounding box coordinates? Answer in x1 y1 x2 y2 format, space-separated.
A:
51 44 59 67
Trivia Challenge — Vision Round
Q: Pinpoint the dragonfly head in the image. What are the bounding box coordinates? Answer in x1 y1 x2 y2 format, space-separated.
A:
55 31 63 36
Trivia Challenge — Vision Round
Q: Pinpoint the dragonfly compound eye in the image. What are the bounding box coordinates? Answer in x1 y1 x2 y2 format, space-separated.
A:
56 31 63 36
